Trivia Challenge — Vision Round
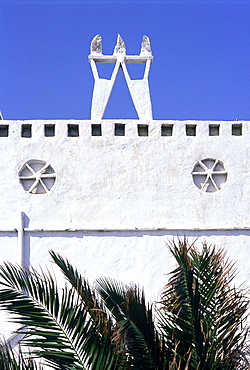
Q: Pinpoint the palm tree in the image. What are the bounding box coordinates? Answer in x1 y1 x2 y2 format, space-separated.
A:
0 240 248 369
159 239 249 369
0 258 120 369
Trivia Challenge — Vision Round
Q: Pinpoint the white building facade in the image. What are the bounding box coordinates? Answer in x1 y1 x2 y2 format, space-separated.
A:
0 35 249 336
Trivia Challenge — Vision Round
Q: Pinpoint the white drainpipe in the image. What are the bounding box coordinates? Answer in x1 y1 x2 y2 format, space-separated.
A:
18 211 29 270
6 212 29 349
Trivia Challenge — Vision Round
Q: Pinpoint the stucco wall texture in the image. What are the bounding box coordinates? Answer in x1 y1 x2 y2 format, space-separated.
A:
0 118 249 336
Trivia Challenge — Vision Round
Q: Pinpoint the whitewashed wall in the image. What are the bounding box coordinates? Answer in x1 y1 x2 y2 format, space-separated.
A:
0 119 249 337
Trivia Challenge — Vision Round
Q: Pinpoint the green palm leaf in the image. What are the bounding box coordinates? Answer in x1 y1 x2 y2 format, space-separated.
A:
96 277 167 370
0 341 44 370
50 251 122 370
160 239 249 369
50 251 167 369
0 262 114 369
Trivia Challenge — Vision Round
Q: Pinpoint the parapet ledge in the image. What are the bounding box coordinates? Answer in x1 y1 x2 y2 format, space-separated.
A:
0 119 248 139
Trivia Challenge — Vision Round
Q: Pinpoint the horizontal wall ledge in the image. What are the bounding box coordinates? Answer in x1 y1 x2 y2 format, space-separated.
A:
0 228 250 233
0 229 18 233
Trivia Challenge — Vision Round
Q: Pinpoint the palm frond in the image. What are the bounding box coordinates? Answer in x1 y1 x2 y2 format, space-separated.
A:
96 277 167 370
0 340 44 370
159 239 249 369
50 251 123 369
0 261 111 369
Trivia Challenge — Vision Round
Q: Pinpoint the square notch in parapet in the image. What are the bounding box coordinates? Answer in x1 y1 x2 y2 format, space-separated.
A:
209 124 220 136
138 124 148 137
0 125 9 137
91 124 102 136
161 124 173 136
186 125 196 136
91 123 102 136
232 123 242 136
114 123 125 136
21 124 32 138
67 124 79 137
44 124 55 137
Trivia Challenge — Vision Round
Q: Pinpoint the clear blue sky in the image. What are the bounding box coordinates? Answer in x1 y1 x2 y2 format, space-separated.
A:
1 0 250 120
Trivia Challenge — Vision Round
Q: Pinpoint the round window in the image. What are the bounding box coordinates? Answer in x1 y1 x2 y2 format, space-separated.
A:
19 160 56 194
192 158 227 192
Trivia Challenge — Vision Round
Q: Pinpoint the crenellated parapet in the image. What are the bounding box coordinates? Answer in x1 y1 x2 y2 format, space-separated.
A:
0 119 246 139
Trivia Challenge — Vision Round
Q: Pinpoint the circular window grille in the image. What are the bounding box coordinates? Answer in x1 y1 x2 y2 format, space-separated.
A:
19 160 56 194
192 158 227 192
